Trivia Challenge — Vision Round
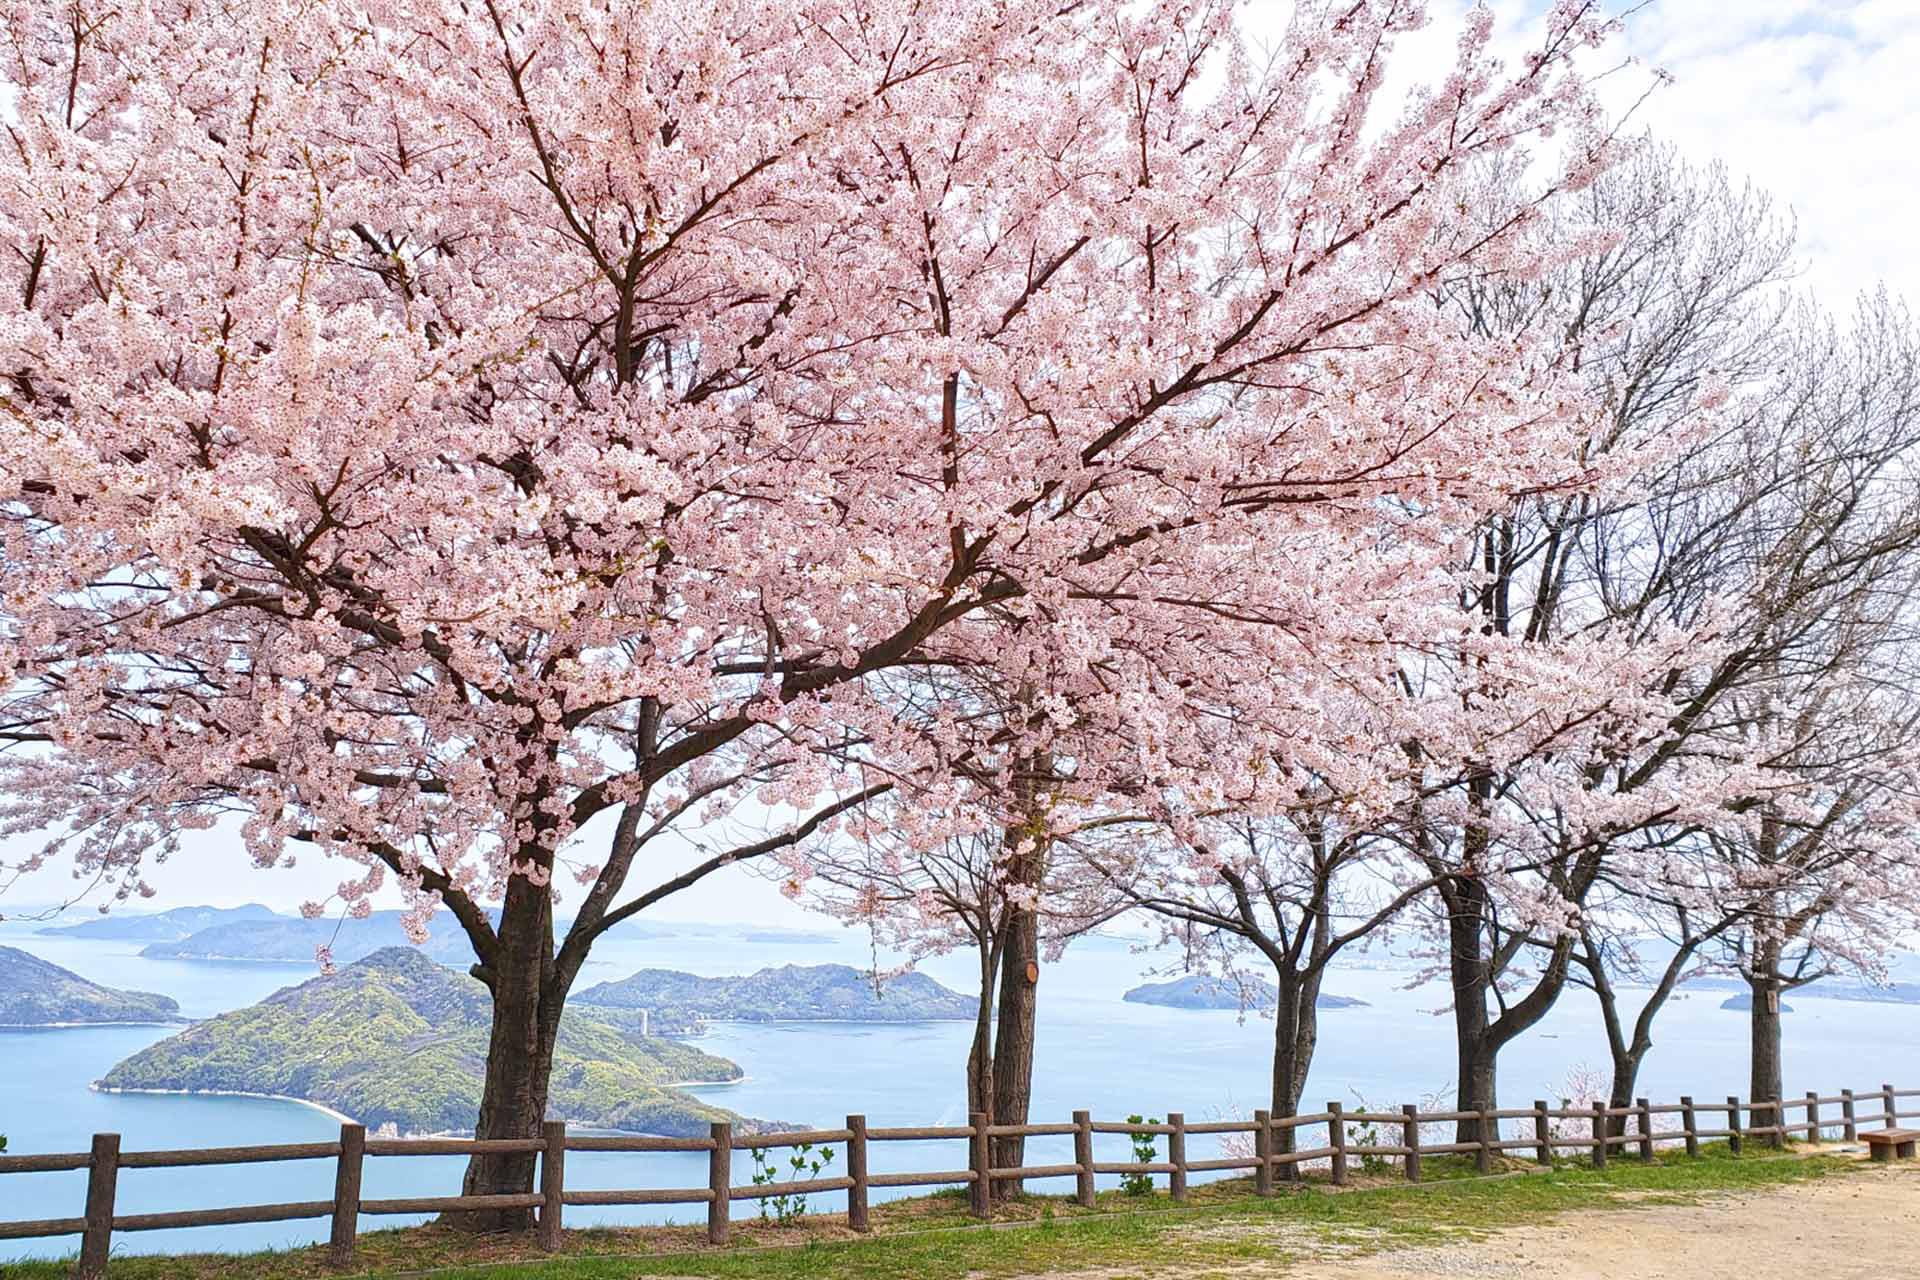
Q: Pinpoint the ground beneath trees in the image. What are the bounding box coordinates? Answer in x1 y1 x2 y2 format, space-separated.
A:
1173 1156 1920 1280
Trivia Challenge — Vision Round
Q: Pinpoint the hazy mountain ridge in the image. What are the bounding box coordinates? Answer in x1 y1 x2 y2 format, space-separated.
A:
0 945 186 1025
37 904 280 942
97 948 783 1136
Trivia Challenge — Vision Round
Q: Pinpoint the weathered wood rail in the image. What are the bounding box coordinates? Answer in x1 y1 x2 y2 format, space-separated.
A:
3 1083 1912 1278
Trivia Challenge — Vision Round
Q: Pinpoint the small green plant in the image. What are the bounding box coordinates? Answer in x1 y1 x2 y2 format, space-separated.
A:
1122 1115 1161 1196
748 1140 836 1224
1345 1113 1393 1175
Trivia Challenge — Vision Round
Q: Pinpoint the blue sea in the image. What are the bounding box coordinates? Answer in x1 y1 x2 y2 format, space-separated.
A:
4 920 1918 1260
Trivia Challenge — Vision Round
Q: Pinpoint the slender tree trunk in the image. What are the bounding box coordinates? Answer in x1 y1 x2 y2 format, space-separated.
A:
454 873 560 1231
966 935 999 1117
989 902 1039 1196
1583 929 1696 1138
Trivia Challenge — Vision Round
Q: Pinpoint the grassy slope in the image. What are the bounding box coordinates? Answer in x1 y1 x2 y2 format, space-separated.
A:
3 1147 1857 1280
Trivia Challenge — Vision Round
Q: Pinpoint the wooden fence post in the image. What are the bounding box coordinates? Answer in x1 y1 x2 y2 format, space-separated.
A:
1253 1110 1274 1196
1327 1102 1348 1186
1636 1099 1654 1161
968 1112 991 1220
1073 1111 1096 1207
1680 1097 1699 1158
538 1121 566 1251
1803 1092 1819 1143
1884 1083 1898 1130
1767 1098 1786 1150
847 1115 870 1232
1532 1101 1551 1166
330 1123 366 1265
1474 1110 1493 1174
707 1122 732 1245
1590 1102 1607 1169
1841 1089 1858 1142
1403 1105 1422 1183
1168 1113 1188 1204
75 1133 120 1280
1727 1097 1743 1156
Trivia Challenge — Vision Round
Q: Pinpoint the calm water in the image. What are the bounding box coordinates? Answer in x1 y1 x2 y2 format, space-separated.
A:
4 923 1918 1259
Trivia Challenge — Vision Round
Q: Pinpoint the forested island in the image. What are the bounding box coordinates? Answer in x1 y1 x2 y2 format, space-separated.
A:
0 945 186 1026
576 962 976 1028
1122 975 1367 1012
98 948 775 1136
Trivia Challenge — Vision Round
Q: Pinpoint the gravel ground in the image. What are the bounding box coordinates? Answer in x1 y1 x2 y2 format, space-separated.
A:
1278 1158 1920 1280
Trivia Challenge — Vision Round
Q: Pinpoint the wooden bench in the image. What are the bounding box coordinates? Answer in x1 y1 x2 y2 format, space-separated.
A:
1863 1129 1919 1161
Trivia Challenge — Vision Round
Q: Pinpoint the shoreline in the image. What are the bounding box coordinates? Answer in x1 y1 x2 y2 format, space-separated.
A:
1 1019 187 1029
91 1083 757 1140
92 1083 359 1127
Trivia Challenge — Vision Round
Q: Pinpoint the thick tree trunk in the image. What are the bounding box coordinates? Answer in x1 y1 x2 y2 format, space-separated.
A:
1748 971 1784 1116
989 902 1039 1197
454 875 560 1231
1269 971 1320 1177
1447 883 1499 1143
1606 1047 1645 1138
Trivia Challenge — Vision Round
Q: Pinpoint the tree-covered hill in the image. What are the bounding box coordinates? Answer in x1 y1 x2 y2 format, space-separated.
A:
575 962 976 1025
98 948 774 1136
0 945 185 1026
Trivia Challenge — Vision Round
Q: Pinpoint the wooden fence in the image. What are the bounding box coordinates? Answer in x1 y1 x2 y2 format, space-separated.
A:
4 1084 1915 1279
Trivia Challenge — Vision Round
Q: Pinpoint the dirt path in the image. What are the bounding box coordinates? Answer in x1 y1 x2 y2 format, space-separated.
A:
1280 1162 1920 1280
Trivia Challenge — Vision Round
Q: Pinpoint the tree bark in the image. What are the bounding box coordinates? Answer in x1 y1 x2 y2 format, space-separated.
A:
1748 958 1784 1113
966 929 1001 1117
454 873 561 1231
1269 970 1320 1177
989 901 1039 1196
1446 878 1500 1141
1440 872 1574 1143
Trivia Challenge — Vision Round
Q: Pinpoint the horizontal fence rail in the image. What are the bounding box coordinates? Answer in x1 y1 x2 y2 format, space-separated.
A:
3 1083 1913 1278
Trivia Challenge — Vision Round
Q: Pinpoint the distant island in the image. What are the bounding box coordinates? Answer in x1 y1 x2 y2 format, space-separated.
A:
98 948 778 1136
120 908 839 966
0 945 186 1026
36 904 280 942
576 962 977 1027
1123 975 1368 1012
1721 993 1794 1013
138 911 482 965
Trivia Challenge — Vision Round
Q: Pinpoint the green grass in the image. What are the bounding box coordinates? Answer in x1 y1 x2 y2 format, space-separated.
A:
4 1148 1861 1280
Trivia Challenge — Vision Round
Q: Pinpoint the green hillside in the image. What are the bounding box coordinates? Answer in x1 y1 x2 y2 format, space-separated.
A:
0 945 185 1025
576 962 976 1025
99 948 766 1136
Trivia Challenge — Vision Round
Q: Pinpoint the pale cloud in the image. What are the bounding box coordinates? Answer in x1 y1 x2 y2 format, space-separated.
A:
1608 0 1920 305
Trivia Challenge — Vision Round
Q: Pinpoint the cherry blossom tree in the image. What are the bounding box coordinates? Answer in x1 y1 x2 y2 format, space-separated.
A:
1403 145 1920 1142
1391 144 1802 1142
1 0 1638 1223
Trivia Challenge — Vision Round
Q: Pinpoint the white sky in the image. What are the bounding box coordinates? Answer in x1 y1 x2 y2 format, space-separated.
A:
3 0 1914 927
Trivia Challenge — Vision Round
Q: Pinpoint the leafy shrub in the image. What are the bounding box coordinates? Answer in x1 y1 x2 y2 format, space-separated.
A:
748 1140 836 1224
1122 1115 1160 1196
